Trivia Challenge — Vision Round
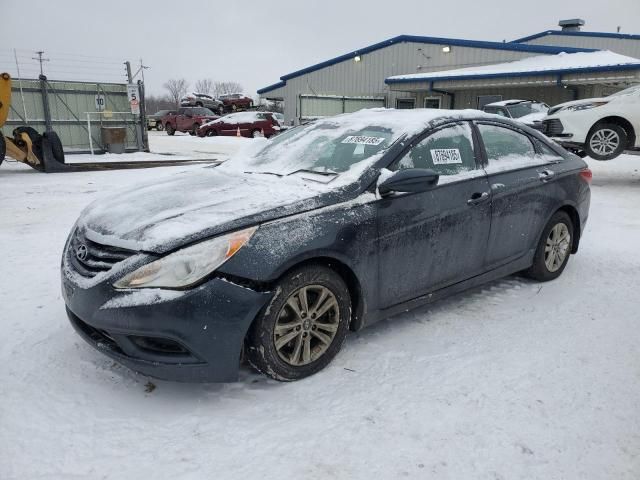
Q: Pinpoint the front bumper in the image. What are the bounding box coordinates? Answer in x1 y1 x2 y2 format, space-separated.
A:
62 252 272 382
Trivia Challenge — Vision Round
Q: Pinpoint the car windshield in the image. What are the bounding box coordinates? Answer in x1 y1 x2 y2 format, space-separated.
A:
609 84 640 97
222 121 396 176
506 102 547 118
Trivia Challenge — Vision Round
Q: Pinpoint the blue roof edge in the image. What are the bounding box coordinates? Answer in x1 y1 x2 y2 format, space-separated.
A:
512 30 640 43
384 63 640 85
257 34 596 94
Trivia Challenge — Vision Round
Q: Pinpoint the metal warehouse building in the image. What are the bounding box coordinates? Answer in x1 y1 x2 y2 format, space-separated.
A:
258 20 640 125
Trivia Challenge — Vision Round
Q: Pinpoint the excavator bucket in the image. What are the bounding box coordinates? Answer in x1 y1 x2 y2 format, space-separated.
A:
1 72 69 172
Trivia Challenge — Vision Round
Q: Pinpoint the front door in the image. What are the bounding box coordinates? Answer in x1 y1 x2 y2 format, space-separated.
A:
376 122 492 307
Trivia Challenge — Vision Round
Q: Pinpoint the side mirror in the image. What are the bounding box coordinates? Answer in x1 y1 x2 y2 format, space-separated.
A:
378 168 439 196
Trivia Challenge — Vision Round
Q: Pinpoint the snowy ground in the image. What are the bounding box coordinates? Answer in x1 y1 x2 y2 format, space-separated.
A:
65 131 253 163
1 147 639 479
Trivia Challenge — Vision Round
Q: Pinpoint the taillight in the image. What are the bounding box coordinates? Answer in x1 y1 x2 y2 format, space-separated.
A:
579 168 592 184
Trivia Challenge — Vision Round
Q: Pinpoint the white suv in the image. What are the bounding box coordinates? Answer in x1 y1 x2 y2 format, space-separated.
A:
542 84 640 160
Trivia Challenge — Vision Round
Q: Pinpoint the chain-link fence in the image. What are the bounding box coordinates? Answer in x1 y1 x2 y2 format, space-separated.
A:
3 76 147 154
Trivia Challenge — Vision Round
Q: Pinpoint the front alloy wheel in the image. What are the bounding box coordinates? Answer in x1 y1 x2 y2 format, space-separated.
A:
246 265 350 381
585 123 626 160
274 285 340 366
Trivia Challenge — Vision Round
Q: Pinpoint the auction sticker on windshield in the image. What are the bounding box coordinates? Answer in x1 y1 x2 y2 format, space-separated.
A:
341 136 386 146
431 148 462 165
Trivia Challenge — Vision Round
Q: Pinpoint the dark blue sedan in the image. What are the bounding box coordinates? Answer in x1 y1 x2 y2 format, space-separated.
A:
61 109 591 382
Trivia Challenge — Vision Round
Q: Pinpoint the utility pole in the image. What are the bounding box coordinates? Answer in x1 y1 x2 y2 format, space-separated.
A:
124 61 133 83
32 50 49 76
131 59 149 84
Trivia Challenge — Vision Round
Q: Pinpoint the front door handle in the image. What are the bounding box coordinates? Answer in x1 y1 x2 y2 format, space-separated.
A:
538 169 556 182
467 191 490 205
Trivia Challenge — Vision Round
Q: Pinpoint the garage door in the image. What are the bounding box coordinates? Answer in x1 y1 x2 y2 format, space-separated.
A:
300 95 385 120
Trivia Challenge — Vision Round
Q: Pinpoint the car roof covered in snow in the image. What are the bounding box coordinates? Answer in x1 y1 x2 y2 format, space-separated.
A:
485 99 541 107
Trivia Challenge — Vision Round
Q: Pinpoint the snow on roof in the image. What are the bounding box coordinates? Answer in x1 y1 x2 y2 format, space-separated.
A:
386 50 640 83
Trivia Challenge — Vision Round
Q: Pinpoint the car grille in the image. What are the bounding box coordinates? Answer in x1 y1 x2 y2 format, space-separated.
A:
68 231 134 278
542 119 564 136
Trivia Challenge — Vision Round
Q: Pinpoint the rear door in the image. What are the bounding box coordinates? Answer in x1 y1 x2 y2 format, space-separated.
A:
475 121 565 268
376 122 492 307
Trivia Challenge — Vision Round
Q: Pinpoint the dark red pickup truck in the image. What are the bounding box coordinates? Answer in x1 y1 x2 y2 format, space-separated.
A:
163 107 219 136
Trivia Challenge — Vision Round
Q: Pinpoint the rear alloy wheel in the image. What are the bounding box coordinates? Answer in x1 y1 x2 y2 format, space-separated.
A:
246 266 351 381
585 123 626 160
524 211 574 281
165 124 175 136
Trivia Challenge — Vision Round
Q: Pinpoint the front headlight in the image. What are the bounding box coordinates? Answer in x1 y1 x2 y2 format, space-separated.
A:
566 102 608 112
113 226 257 289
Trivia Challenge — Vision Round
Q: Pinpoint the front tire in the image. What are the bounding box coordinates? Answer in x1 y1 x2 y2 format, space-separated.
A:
246 266 351 381
165 124 175 136
524 211 574 281
156 123 164 131
585 123 627 160
189 123 199 136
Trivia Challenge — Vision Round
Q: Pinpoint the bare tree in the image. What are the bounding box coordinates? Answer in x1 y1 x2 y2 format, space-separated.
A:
194 78 214 95
163 78 189 106
144 94 175 114
213 81 244 97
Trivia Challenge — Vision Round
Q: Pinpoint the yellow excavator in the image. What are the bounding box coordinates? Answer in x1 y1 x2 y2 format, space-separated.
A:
0 72 67 172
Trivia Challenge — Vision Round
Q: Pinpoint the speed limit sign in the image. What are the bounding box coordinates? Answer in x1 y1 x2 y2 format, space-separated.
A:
127 84 141 115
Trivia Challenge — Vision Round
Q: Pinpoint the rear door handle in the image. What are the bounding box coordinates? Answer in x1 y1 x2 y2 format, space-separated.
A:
538 169 556 182
467 191 490 205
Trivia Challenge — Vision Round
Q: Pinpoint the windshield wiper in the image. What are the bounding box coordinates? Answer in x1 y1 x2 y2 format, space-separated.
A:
288 168 338 177
244 171 283 177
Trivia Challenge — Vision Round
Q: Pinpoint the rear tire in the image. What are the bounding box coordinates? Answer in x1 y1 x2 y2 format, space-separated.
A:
165 124 175 136
251 129 262 138
524 211 574 281
156 123 164 131
585 123 627 160
189 123 199 136
246 265 351 381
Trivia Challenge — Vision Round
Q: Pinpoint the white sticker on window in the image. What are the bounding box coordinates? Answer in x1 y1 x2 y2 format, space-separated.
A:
341 135 385 146
431 148 462 165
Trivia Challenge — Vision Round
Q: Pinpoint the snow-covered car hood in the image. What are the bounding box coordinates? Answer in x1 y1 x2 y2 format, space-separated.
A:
547 97 609 115
516 112 547 125
77 168 339 254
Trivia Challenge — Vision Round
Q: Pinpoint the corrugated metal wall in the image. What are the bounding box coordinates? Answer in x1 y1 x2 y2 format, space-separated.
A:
3 78 143 153
519 35 640 58
263 41 541 124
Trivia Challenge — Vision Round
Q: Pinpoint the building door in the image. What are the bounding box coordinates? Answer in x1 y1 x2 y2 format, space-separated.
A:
396 98 416 109
424 97 441 109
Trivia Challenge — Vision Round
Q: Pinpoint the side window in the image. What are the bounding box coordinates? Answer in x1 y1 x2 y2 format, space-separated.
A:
477 124 535 164
394 123 476 176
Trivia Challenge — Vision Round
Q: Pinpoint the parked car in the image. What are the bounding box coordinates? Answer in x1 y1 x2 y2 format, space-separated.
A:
219 93 254 112
180 92 224 114
197 112 280 138
61 109 591 383
541 84 640 160
163 107 219 136
482 100 549 130
147 110 173 131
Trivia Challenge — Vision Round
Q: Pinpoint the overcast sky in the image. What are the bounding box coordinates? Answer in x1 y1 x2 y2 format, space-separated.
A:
2 0 638 97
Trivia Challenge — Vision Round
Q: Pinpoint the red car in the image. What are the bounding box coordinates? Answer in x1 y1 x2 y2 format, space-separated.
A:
197 112 281 138
219 93 254 112
163 107 219 136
